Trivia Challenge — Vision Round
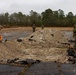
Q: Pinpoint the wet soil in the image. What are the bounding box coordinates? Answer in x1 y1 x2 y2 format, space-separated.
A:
25 62 76 75
0 64 24 75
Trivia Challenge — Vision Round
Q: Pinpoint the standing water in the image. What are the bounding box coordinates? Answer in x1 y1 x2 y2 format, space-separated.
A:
0 64 24 75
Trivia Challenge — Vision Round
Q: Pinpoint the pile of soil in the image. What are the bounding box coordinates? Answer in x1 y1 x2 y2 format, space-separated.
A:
23 29 69 48
0 29 69 63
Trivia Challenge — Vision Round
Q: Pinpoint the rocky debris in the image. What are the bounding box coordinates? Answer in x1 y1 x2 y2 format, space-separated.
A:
18 59 41 65
67 47 76 64
69 39 75 43
7 58 19 63
23 29 69 48
5 39 8 42
67 48 75 56
17 38 23 42
0 58 41 66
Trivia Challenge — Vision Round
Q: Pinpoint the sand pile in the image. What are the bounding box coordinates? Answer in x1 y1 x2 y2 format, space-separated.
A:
0 29 69 62
23 29 68 48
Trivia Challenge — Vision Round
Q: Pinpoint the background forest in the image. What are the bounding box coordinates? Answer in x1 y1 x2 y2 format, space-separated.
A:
0 8 76 27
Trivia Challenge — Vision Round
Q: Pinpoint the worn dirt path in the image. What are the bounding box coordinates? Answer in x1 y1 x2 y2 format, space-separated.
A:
0 27 73 33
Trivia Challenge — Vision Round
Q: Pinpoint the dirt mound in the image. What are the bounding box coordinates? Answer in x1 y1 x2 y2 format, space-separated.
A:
23 29 68 48
0 29 69 63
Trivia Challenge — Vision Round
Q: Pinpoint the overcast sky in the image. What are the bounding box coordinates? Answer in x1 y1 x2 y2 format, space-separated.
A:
0 0 76 15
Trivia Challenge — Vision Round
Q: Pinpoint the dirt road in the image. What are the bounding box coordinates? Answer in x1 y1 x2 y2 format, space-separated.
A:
1 27 73 33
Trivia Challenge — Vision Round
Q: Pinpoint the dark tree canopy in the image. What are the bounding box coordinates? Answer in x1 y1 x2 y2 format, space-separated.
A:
0 8 76 27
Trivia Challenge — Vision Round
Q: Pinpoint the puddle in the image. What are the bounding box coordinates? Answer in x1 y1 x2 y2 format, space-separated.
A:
1 30 74 41
1 31 32 41
64 31 74 40
0 64 24 75
25 62 76 75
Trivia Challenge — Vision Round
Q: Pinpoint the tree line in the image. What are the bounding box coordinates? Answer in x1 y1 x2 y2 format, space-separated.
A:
0 8 76 27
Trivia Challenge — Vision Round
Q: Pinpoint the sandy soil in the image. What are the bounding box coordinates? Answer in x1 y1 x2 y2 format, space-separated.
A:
0 28 70 63
0 27 73 33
